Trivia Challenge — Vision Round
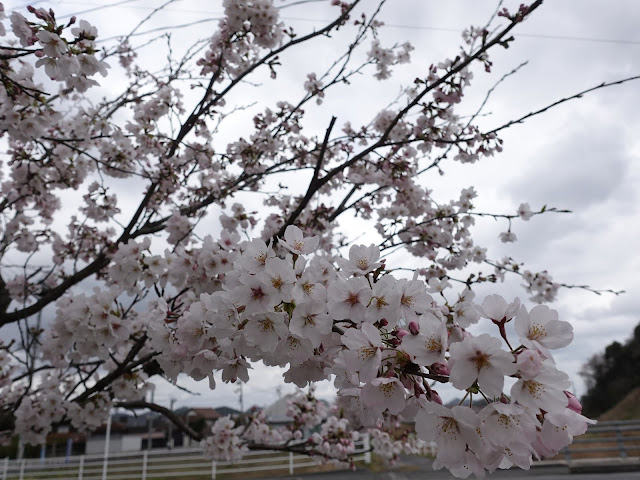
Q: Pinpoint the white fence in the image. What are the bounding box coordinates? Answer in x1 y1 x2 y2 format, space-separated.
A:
1 435 371 480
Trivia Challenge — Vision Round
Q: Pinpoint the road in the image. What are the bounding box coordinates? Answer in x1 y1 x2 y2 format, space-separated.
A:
258 455 640 480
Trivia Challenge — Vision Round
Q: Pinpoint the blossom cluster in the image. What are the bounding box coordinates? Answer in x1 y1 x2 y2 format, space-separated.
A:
8 7 108 90
0 1 600 477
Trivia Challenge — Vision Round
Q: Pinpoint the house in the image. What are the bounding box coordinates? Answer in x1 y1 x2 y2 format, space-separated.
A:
214 406 241 418
85 431 166 454
262 394 295 425
183 408 221 432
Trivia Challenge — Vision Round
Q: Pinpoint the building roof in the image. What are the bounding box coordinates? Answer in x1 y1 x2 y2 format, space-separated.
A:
262 394 295 424
185 408 221 420
214 406 241 417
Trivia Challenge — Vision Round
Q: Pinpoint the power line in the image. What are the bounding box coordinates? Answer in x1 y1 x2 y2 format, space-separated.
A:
57 0 148 20
7 1 640 47
381 23 640 46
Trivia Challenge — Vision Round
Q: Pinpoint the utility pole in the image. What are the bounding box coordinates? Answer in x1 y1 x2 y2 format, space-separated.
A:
235 382 244 424
101 410 112 480
167 397 176 449
147 389 154 450
276 385 282 400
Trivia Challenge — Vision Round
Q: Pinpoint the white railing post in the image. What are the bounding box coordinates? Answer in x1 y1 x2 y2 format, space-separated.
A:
141 450 148 480
2 457 7 480
78 455 84 480
102 411 112 480
363 433 371 464
18 459 25 480
289 451 294 474
211 460 216 479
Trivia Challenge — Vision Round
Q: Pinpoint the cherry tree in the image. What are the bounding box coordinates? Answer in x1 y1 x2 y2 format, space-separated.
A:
0 0 633 476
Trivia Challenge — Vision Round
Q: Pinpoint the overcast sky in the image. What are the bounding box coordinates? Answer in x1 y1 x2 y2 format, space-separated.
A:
4 0 639 412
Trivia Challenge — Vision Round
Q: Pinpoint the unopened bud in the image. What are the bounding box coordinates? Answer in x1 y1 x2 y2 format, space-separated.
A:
401 377 413 390
430 390 443 405
379 318 388 327
408 321 420 335
430 361 450 376
396 328 409 340
564 391 582 414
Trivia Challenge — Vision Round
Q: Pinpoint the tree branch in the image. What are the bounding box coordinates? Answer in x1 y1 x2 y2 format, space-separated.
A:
116 400 203 441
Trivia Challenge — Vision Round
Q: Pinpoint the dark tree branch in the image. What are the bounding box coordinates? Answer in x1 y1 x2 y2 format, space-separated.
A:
117 400 203 441
275 116 337 238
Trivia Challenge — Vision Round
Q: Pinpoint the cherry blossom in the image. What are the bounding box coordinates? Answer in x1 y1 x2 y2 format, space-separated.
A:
0 1 605 474
515 304 574 357
449 333 517 397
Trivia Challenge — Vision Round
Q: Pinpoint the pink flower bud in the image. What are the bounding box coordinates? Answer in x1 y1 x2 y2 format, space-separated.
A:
564 391 582 414
430 361 450 376
396 328 409 340
408 321 420 335
401 376 413 390
430 390 443 405
379 318 389 327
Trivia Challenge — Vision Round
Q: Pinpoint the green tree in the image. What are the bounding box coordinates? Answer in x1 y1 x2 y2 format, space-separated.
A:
580 323 640 417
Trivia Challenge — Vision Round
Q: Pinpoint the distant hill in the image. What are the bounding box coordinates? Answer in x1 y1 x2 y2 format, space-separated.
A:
597 387 640 421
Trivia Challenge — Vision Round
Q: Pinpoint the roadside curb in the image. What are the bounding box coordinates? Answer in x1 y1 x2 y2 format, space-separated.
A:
569 457 640 474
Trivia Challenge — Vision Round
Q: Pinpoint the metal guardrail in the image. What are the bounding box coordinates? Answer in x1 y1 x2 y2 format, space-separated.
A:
559 420 640 462
1 435 371 480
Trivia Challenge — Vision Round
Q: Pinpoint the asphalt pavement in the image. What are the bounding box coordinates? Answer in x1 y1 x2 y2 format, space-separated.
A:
256 455 640 480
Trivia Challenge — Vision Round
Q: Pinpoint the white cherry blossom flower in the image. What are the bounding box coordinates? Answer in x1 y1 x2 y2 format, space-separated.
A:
401 311 447 366
539 409 596 452
289 301 331 347
327 276 370 322
292 270 327 304
510 363 571 413
475 295 520 322
449 333 516 397
338 244 382 276
201 292 239 339
514 305 573 357
425 276 450 294
11 12 35 46
415 403 481 469
361 377 406 415
499 231 517 243
231 275 277 314
396 277 432 322
515 349 543 379
340 323 382 382
517 203 534 220
479 402 539 448
260 257 296 302
279 225 319 255
238 239 275 274
365 275 400 326
243 312 288 352
276 335 315 365
36 30 68 58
